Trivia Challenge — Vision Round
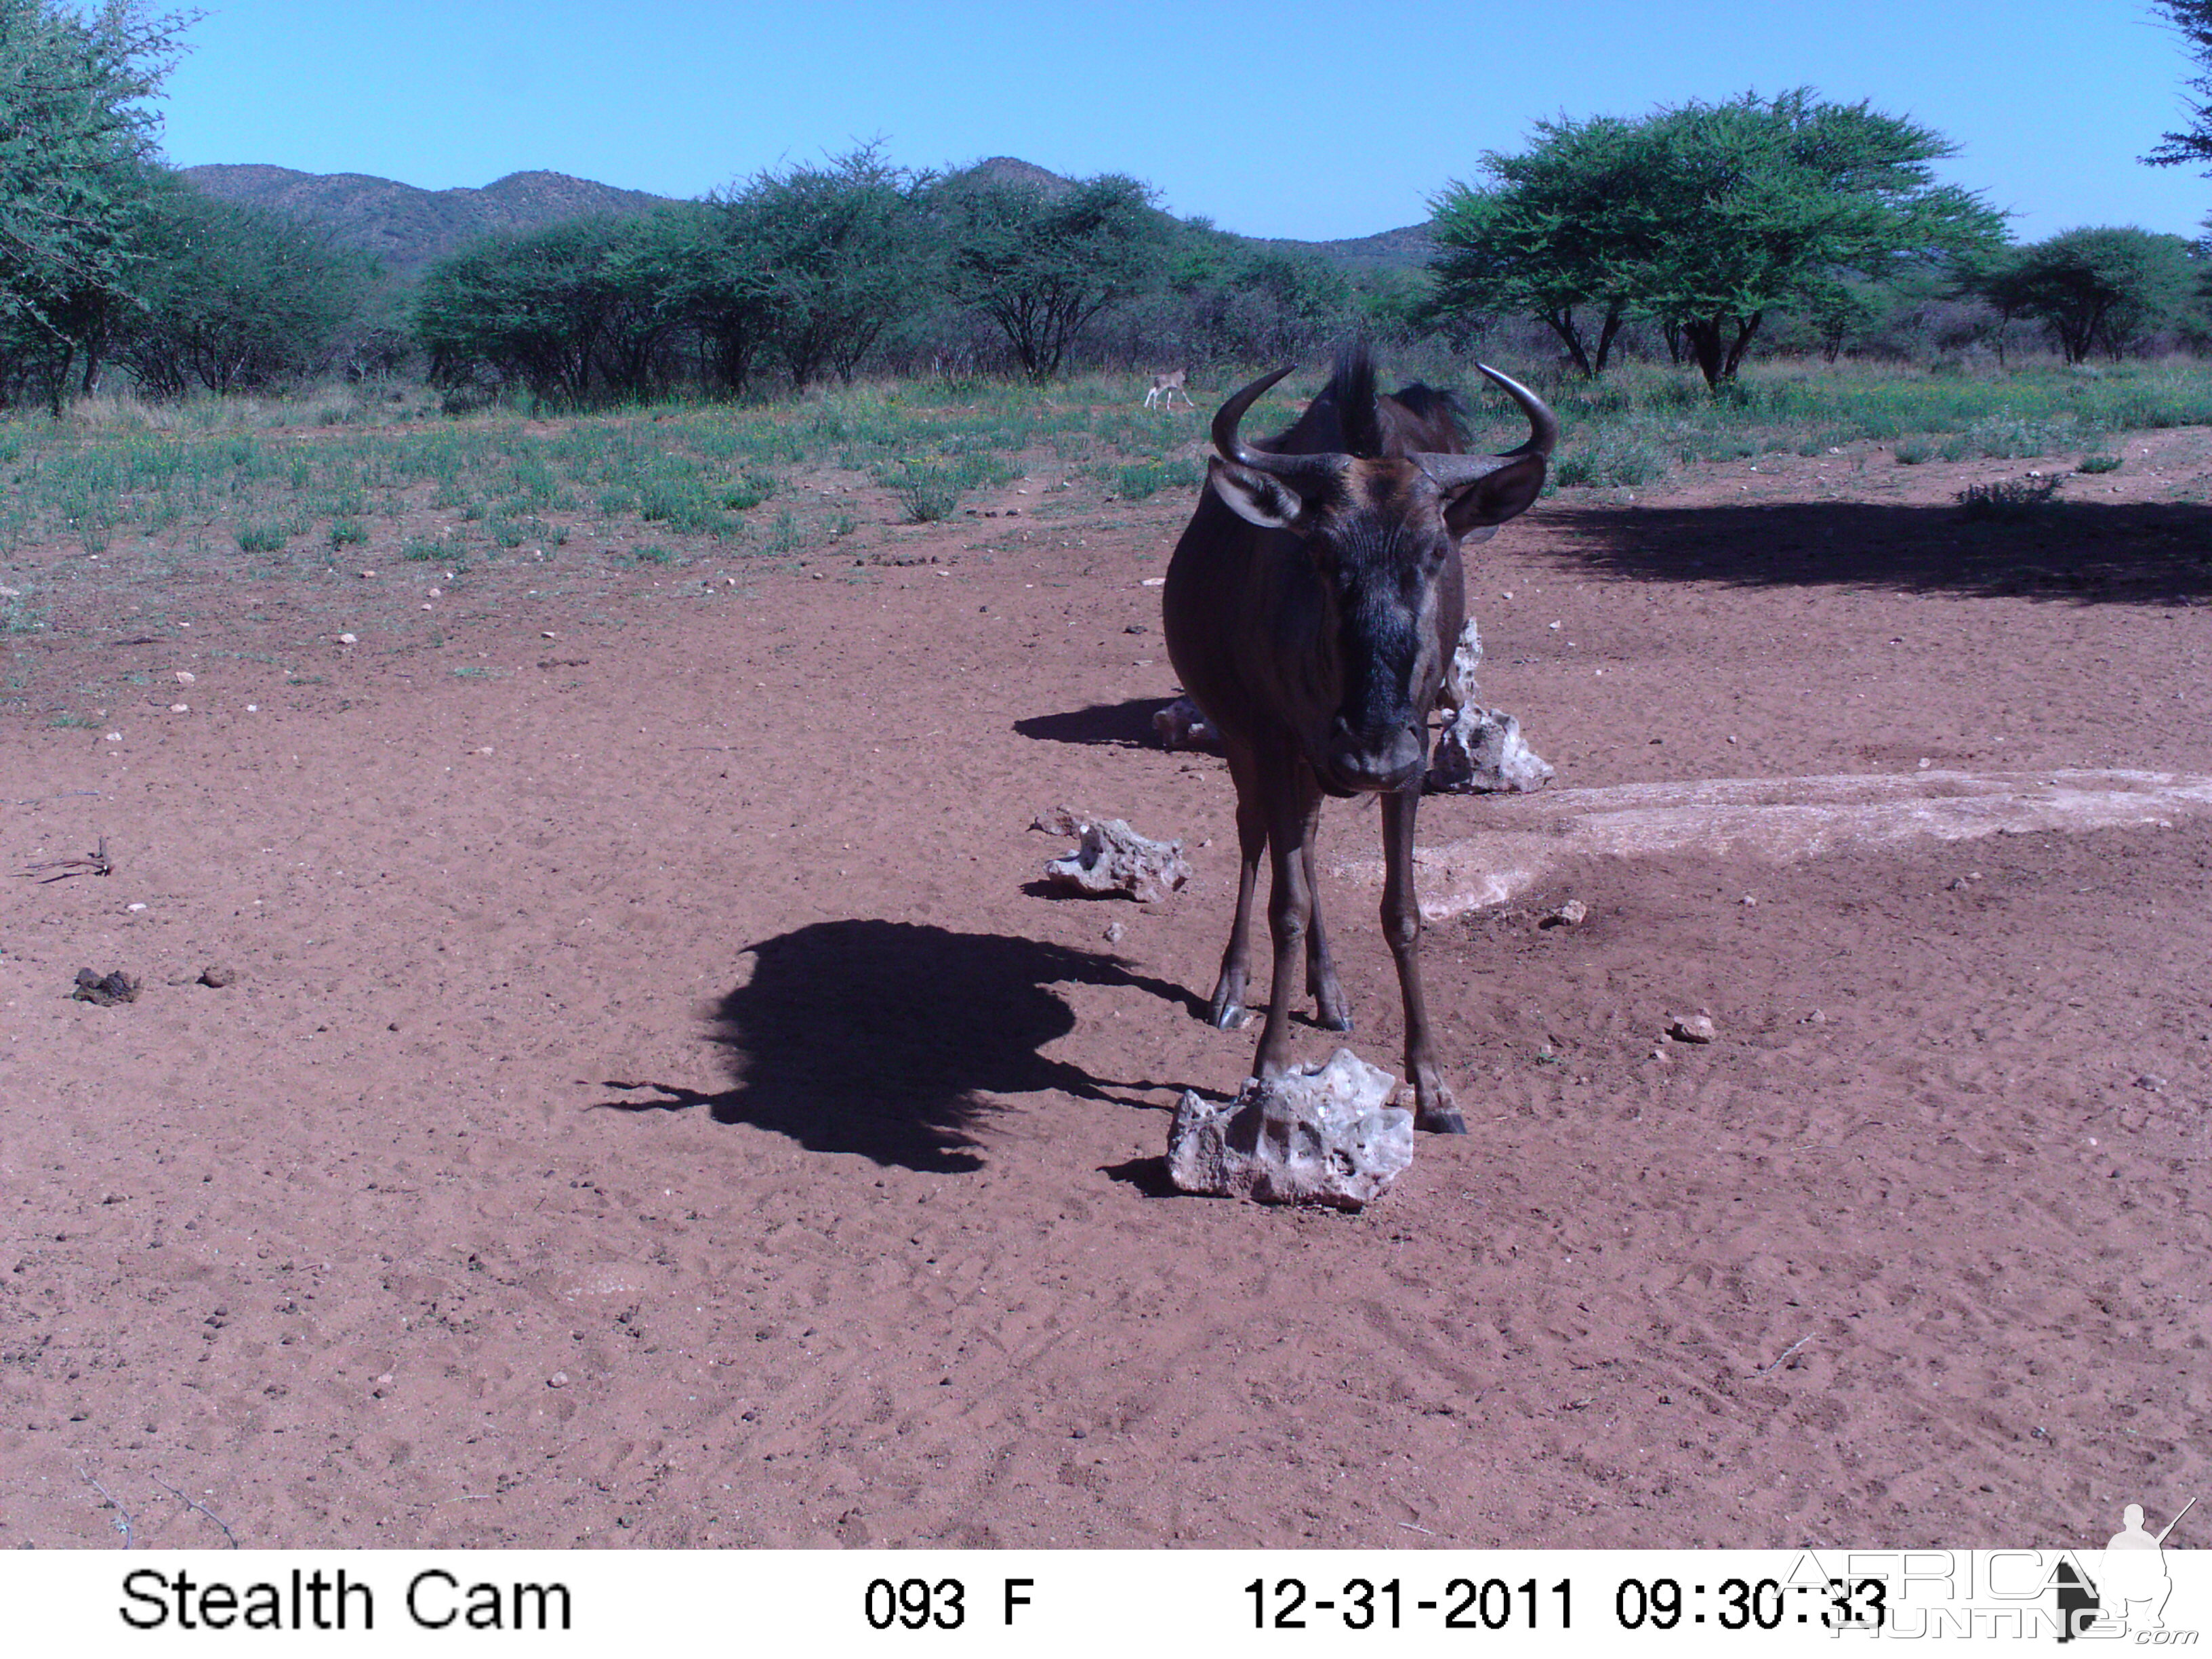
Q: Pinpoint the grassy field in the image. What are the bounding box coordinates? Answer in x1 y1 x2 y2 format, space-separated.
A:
3 360 2209 594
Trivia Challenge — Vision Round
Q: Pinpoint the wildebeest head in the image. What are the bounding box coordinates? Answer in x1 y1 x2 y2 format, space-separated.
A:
1206 361 1557 796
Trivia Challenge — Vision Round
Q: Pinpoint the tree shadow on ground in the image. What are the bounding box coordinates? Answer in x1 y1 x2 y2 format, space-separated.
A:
1013 698 1179 748
594 919 1199 1173
1541 499 2212 604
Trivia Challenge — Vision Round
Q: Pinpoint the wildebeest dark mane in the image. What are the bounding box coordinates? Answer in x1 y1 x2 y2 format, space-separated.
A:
1258 345 1469 461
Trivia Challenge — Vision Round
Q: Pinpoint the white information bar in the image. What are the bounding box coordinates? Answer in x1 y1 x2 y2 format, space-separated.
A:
4 1549 2203 1654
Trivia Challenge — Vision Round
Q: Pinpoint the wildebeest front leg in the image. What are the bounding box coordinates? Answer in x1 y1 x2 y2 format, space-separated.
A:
1380 783 1465 1133
1206 747 1268 1030
1252 768 1325 1080
1301 840 1352 1030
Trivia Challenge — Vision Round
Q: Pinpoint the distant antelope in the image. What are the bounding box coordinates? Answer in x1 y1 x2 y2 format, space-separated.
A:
1144 369 1195 411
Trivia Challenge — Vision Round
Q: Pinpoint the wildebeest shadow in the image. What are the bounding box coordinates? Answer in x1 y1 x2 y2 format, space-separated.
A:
594 919 1199 1173
1543 499 2212 604
1013 697 1179 748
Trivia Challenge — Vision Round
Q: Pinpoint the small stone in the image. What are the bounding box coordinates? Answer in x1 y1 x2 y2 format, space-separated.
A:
542 631 557 639
1152 696 1218 751
245 705 258 713
1540 899 1588 928
1805 1009 1828 1025
1029 806 1084 838
1741 895 1757 907
1103 921 1124 943
125 902 147 912
173 670 194 685
199 964 237 989
2135 1074 2168 1092
547 1371 570 1389
1668 1014 1717 1044
104 731 122 741
426 587 442 598
1168 1050 1414 1210
359 570 375 579
169 702 188 713
337 633 356 644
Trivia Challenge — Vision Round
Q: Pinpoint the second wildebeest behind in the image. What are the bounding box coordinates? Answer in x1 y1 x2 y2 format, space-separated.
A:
1162 350 1556 1131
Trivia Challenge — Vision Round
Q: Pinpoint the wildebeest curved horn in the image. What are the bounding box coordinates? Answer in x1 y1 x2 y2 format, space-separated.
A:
1211 365 1341 486
1412 363 1560 488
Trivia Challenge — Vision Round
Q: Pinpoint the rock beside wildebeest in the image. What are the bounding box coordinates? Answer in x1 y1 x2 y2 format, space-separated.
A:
72 968 140 1005
1429 707 1555 794
1151 696 1218 751
1427 617 1554 794
1168 1049 1414 1210
1042 817 1191 903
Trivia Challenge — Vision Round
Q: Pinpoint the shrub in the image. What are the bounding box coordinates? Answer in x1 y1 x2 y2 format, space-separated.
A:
1958 476 2060 521
237 522 289 552
1554 436 1666 488
2077 453 2123 474
1110 458 1202 500
329 517 367 548
887 463 962 522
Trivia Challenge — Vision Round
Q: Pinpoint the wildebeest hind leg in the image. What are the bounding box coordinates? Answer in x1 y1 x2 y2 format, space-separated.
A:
1206 749 1268 1030
1301 840 1352 1030
1380 783 1465 1132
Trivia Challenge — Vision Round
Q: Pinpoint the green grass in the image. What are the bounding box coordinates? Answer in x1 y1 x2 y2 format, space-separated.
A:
0 361 2204 555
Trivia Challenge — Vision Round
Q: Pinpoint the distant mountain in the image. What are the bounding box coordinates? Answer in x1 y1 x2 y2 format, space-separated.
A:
183 159 1433 276
181 165 678 272
1248 223 1435 272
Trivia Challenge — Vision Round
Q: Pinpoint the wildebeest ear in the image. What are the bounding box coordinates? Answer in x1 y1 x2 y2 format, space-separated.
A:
1208 457 1317 533
1441 455 1546 539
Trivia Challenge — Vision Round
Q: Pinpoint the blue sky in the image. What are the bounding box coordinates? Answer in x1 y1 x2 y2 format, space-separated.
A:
155 0 2210 244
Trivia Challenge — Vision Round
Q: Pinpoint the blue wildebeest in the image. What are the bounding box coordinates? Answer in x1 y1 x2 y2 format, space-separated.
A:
1161 349 1556 1132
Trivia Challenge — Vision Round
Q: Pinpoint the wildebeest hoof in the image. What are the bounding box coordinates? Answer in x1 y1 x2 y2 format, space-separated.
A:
1207 998 1247 1031
1314 1006 1354 1032
1418 1107 1469 1134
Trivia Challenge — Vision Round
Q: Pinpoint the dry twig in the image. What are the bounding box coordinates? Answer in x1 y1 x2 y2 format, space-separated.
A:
18 835 111 882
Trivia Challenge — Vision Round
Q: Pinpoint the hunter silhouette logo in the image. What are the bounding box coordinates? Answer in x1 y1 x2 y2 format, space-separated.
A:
2057 1496 2198 1642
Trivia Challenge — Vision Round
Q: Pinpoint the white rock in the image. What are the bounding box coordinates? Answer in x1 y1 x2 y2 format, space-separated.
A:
1429 707 1555 794
1153 696 1218 751
1668 1013 1717 1044
1043 817 1190 904
337 633 357 644
173 670 194 685
169 702 188 714
1168 1050 1414 1210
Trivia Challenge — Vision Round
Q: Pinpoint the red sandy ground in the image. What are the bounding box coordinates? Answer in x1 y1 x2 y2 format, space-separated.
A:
1 415 2207 1549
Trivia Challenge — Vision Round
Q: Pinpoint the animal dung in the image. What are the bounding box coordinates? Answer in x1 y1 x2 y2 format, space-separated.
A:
72 968 140 1006
1151 696 1218 752
1168 1050 1414 1210
1041 815 1190 903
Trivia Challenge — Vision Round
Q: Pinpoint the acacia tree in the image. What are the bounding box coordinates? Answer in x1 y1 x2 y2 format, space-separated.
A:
1431 91 2005 386
2145 0 2212 171
416 218 634 402
1429 115 1645 376
941 172 1164 382
1970 228 2200 363
0 0 192 410
119 183 371 394
721 148 929 388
